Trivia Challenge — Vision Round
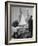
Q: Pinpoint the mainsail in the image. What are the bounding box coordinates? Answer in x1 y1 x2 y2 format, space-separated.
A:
19 14 26 25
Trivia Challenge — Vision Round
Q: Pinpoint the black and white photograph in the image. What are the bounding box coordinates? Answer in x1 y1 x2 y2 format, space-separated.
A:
5 1 37 45
11 6 33 38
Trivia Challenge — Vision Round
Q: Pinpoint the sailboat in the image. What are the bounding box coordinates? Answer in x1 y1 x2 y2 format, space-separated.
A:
16 8 28 28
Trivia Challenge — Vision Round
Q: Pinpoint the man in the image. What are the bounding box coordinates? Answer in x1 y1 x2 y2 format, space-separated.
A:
28 16 33 38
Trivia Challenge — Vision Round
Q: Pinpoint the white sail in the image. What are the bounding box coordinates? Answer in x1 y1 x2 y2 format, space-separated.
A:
19 14 26 25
